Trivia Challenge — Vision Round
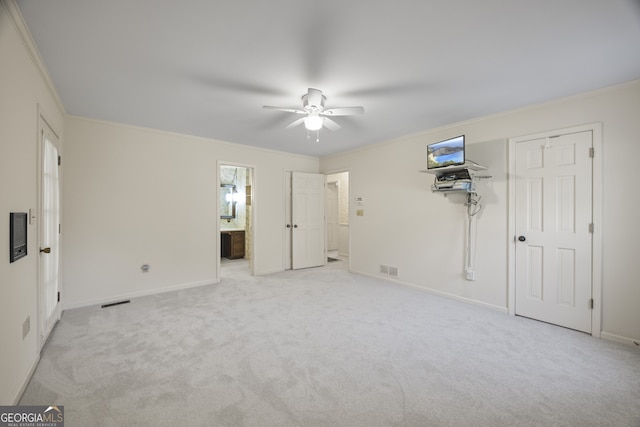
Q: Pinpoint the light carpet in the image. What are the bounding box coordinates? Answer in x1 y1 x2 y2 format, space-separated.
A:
20 259 640 426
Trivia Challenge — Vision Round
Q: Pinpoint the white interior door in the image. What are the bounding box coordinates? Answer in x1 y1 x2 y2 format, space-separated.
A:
284 171 292 269
291 172 325 269
326 181 339 251
514 130 593 333
39 122 61 348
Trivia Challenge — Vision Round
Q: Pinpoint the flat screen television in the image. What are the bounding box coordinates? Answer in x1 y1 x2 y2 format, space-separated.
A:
427 135 465 169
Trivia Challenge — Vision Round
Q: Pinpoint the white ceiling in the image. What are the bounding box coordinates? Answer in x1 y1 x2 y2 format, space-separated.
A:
16 0 640 157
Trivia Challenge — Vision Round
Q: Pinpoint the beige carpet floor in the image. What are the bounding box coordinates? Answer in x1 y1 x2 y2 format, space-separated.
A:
20 259 640 426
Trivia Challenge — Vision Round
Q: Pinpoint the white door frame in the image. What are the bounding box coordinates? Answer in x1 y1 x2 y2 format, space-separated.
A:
507 123 603 337
323 169 351 271
216 161 256 282
326 181 339 251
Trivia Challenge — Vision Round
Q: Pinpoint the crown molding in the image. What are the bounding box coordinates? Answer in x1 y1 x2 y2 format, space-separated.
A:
2 0 66 115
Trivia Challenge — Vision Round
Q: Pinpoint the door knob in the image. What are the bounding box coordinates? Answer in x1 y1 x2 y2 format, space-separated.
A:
518 236 526 242
293 224 298 228
286 224 291 228
40 247 51 254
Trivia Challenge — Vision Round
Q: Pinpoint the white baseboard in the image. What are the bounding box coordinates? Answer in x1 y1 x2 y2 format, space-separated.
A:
352 269 508 314
13 354 40 405
600 331 640 347
63 279 216 310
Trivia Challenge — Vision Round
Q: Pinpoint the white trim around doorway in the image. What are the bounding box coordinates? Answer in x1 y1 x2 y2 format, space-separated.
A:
217 161 257 283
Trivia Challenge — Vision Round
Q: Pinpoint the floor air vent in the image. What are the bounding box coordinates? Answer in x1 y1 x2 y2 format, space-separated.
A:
380 265 399 278
101 300 131 308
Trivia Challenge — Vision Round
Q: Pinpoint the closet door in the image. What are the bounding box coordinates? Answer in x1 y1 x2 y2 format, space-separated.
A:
514 130 593 333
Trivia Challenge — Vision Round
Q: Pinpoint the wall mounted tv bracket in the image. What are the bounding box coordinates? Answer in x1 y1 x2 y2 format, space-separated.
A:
432 168 475 192
420 160 490 194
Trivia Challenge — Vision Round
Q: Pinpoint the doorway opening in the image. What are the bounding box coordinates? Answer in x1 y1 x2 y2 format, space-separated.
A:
218 164 254 281
282 171 350 271
325 171 349 265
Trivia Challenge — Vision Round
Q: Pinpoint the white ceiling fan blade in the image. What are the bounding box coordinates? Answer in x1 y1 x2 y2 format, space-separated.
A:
263 105 305 114
322 106 365 116
323 117 341 131
286 117 306 129
306 88 324 108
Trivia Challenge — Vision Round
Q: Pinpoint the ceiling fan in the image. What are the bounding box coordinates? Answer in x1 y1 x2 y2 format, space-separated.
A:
263 88 364 134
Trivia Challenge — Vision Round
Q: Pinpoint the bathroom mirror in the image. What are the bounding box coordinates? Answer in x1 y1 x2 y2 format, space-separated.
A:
220 184 236 219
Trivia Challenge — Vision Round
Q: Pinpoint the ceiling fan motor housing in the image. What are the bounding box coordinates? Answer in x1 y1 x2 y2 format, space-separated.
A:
302 88 325 112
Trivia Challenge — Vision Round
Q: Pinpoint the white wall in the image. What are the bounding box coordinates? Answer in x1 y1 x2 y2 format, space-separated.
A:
220 165 247 231
320 80 640 343
62 116 319 308
3 0 638 405
0 0 65 404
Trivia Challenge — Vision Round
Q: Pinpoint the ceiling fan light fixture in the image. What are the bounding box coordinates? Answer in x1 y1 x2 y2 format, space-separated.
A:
264 88 363 134
304 115 324 131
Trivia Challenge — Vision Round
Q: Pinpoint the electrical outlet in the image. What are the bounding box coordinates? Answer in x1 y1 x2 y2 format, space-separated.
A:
22 316 30 339
466 269 476 281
